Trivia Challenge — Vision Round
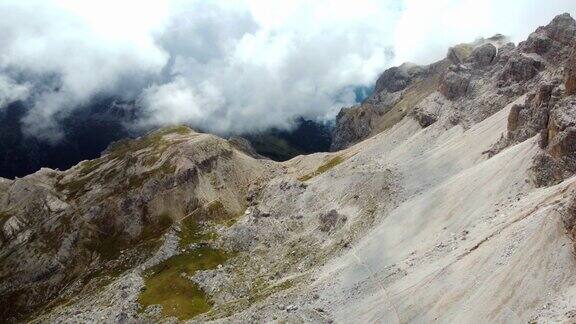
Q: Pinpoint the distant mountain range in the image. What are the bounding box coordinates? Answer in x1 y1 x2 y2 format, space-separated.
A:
0 100 333 178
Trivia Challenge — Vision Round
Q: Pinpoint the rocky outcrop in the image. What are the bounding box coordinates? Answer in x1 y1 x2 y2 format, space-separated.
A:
447 43 473 65
548 97 576 159
331 104 382 151
506 83 559 144
331 61 445 150
498 53 545 83
439 69 471 100
470 43 497 67
373 63 424 93
498 77 576 187
331 31 546 150
519 12 576 59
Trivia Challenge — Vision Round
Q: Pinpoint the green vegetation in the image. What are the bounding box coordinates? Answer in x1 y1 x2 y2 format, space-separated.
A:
298 155 345 181
179 216 216 248
178 200 240 248
107 125 192 161
138 199 242 320
54 176 93 199
138 246 231 320
185 200 235 223
142 212 174 241
78 158 105 177
248 135 302 161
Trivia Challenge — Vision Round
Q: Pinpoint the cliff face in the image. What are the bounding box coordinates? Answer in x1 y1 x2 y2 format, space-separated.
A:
331 32 524 151
330 61 446 151
4 13 576 324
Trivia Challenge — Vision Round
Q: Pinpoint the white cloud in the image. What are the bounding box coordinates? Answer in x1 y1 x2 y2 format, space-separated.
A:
0 0 169 141
0 0 575 138
0 76 30 108
138 0 398 134
393 0 576 65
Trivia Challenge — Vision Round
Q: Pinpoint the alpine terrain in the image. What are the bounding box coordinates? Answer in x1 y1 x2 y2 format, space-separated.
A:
3 13 576 323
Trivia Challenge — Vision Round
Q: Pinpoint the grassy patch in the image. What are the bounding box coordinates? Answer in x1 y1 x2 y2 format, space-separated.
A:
138 246 230 320
54 176 93 199
155 125 193 136
107 126 191 161
298 155 345 181
179 217 216 248
78 158 105 177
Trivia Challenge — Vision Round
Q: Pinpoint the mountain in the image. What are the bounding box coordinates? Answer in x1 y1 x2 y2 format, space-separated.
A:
0 99 135 179
242 118 333 161
0 101 331 179
2 13 576 323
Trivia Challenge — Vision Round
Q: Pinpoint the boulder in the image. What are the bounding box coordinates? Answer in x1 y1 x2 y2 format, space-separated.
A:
414 110 437 128
439 71 470 100
470 43 497 67
318 209 347 233
507 104 523 133
499 53 544 83
447 44 473 65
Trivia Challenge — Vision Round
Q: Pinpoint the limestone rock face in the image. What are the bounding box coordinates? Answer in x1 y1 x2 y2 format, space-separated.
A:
548 97 576 159
373 64 424 93
331 60 447 150
330 19 571 151
331 104 381 151
506 83 558 144
500 79 576 186
519 12 576 59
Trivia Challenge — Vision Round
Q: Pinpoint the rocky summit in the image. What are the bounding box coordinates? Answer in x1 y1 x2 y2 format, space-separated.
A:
4 13 576 324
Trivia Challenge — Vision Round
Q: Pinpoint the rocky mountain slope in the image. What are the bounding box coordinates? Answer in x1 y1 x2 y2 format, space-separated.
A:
3 13 576 323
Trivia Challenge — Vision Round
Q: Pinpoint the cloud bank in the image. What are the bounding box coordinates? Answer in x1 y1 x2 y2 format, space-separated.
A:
0 0 575 140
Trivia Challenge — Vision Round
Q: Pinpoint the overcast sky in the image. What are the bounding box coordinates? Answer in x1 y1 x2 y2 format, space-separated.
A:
0 0 575 140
